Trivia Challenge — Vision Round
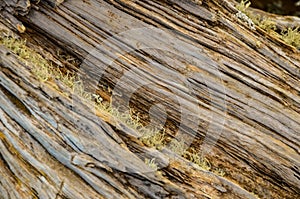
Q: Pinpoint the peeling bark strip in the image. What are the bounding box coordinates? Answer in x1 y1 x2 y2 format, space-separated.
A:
1 0 300 198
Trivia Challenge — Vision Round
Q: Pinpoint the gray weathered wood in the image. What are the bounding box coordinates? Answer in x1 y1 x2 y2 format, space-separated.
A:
0 0 299 198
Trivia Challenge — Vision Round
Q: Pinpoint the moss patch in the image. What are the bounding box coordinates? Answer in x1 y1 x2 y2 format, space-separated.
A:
236 0 300 49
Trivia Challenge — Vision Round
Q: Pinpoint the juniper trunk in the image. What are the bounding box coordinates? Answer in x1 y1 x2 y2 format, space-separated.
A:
0 0 299 199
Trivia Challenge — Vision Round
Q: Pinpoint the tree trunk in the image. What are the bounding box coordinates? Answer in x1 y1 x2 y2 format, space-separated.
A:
0 0 299 198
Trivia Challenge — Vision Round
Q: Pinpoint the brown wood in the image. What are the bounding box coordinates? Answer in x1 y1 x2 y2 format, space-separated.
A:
0 0 299 198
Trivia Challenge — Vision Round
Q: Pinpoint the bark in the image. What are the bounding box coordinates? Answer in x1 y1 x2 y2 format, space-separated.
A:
0 0 299 198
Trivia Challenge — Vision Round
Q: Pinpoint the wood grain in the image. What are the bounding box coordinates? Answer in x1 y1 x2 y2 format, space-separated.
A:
0 0 299 198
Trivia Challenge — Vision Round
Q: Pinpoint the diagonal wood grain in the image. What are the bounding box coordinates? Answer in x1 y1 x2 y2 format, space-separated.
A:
0 0 299 198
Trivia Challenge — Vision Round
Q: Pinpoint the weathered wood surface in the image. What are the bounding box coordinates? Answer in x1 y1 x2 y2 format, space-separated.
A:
1 0 300 198
0 43 258 199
